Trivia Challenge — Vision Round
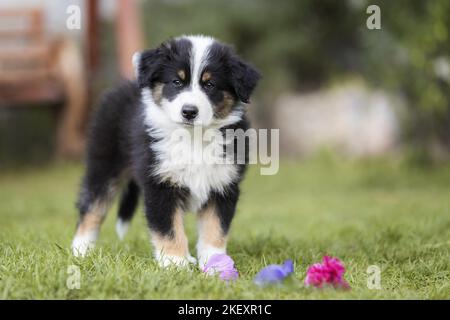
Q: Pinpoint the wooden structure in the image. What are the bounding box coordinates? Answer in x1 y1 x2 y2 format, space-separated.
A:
116 0 144 79
0 8 88 158
0 1 143 159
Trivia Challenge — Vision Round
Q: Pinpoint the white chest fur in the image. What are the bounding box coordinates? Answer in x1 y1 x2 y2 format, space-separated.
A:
150 127 238 211
141 87 242 212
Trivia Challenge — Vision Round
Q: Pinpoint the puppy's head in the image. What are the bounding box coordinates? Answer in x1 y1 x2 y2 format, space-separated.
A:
134 35 261 127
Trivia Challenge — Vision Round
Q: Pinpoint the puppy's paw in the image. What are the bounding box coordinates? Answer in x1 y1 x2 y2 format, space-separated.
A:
186 255 197 265
156 254 197 269
115 218 130 240
71 231 97 257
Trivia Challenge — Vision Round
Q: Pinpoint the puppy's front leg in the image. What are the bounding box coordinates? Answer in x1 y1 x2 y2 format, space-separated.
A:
144 182 195 268
197 187 239 270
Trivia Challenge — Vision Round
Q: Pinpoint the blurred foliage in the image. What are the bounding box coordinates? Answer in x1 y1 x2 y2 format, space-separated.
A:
142 0 362 92
363 1 450 150
141 0 450 150
0 108 56 167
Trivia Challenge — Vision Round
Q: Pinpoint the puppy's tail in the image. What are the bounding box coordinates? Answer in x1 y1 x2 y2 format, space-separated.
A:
116 180 140 240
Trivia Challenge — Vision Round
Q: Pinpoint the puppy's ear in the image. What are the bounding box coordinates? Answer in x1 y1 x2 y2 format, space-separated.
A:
229 55 261 103
134 47 163 88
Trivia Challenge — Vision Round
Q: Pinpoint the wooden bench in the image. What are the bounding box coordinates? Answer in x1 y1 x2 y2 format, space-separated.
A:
0 8 88 158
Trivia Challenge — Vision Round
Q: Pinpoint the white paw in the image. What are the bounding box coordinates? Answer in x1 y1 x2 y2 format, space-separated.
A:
197 244 226 270
115 219 130 240
155 253 197 269
186 255 197 265
71 231 97 257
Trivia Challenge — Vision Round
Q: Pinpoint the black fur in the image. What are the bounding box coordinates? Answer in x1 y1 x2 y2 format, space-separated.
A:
117 180 140 222
207 42 261 104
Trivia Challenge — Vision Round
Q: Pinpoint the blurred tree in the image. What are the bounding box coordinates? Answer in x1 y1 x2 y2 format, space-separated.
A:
362 1 450 154
142 0 362 91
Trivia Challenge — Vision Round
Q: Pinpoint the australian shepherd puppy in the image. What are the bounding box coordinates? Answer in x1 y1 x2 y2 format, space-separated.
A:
71 35 261 269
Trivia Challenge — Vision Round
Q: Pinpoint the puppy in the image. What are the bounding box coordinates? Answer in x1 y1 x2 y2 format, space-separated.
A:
71 35 261 269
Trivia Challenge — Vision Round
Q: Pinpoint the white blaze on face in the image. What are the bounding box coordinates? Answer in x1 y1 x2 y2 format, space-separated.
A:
161 35 215 126
164 88 213 126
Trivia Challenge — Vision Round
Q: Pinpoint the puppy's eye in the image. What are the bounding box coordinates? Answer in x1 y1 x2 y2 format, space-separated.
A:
204 81 215 90
172 79 183 87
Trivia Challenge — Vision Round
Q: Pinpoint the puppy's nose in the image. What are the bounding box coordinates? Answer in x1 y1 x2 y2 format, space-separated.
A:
181 104 199 120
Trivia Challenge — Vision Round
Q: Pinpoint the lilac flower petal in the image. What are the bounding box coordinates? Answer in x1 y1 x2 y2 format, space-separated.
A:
202 254 239 281
254 260 294 286
254 267 285 285
203 254 235 274
282 260 294 274
220 268 239 281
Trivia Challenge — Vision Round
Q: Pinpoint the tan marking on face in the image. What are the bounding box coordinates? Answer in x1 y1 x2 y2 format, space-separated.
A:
151 208 189 257
177 69 186 81
152 83 164 105
198 204 227 248
201 71 212 82
214 91 236 119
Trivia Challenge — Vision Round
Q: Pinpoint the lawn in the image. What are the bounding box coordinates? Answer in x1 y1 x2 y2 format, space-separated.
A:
0 158 449 299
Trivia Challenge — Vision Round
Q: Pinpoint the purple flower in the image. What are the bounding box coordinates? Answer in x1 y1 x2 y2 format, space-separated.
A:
203 254 239 281
254 260 294 286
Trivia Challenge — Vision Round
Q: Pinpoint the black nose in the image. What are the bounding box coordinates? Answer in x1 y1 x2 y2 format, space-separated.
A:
181 104 199 120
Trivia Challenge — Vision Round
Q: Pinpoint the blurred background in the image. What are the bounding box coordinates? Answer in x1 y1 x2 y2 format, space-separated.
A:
2 1 450 299
0 0 449 166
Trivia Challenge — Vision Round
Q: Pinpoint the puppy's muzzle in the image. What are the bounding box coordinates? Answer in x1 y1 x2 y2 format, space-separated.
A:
181 104 199 121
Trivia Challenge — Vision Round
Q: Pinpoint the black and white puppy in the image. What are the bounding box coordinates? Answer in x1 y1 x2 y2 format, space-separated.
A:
71 35 261 269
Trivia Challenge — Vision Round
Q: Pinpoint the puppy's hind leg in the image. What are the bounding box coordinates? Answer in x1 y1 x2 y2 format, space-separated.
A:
116 180 140 240
72 176 118 257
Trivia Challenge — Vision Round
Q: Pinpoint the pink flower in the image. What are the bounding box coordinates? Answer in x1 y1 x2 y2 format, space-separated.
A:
203 254 239 281
304 256 350 289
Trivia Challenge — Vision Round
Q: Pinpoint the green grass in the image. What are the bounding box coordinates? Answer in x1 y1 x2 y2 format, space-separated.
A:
0 159 449 299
